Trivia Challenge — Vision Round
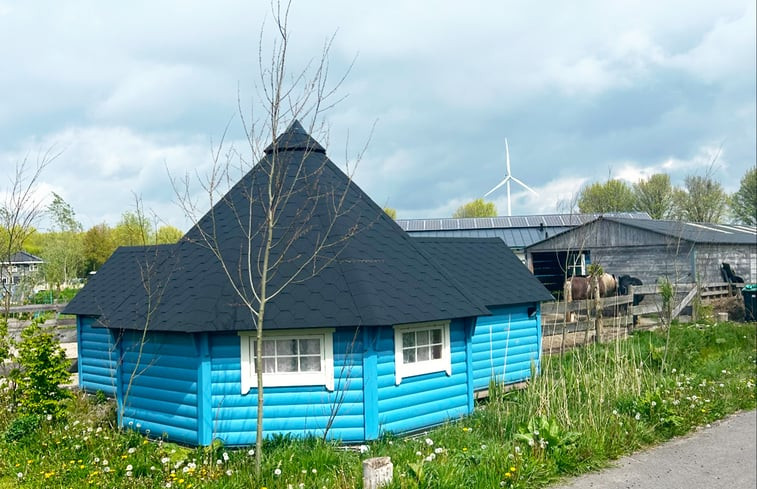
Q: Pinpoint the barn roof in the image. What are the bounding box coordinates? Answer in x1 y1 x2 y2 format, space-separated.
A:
604 217 757 244
64 120 491 332
415 237 553 307
397 212 651 249
526 215 757 250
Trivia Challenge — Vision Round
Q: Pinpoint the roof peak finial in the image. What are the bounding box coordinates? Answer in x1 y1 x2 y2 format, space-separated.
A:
265 119 325 154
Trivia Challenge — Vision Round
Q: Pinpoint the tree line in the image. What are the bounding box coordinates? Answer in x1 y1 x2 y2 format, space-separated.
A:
450 168 756 224
4 192 182 292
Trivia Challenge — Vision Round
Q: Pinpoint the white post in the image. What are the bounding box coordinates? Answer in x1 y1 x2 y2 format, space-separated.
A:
363 456 393 489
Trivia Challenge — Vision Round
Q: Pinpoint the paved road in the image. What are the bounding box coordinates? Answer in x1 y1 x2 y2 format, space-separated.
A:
551 410 757 489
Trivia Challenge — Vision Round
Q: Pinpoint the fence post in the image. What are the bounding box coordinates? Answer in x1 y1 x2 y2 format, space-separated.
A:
363 457 393 489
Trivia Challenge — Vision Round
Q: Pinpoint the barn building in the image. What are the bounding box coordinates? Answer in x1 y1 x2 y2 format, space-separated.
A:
525 215 757 294
64 121 551 446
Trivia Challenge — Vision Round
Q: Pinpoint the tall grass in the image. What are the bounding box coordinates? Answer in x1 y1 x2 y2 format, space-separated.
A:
1 321 754 488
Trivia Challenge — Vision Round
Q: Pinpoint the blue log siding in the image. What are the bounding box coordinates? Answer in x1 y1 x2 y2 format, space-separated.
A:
118 331 199 445
208 329 365 445
77 317 118 397
375 319 471 436
470 305 541 391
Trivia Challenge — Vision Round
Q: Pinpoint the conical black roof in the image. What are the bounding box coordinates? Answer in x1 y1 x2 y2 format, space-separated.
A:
65 121 489 332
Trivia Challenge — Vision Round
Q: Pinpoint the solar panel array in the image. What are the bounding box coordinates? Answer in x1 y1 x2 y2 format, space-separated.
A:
397 212 651 232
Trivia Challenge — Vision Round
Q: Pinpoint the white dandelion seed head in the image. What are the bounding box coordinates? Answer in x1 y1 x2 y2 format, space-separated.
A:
126 465 133 471
274 468 282 476
425 438 434 446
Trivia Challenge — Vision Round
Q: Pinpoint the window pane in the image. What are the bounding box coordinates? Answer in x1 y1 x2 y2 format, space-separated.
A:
276 339 297 355
402 332 415 347
263 357 276 373
299 338 320 355
300 356 321 372
417 346 429 362
276 356 297 372
263 340 276 356
403 348 416 364
431 344 442 359
416 330 429 346
431 328 442 344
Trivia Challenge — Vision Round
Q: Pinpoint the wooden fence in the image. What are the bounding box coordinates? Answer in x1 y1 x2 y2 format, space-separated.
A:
542 281 745 334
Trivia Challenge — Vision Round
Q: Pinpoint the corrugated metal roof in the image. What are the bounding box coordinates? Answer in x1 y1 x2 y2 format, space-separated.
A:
605 217 757 244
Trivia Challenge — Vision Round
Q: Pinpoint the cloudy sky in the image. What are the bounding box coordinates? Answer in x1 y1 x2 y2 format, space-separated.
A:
1 1 755 231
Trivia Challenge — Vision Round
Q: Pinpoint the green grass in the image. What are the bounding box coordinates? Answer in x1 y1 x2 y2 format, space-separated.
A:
0 321 754 488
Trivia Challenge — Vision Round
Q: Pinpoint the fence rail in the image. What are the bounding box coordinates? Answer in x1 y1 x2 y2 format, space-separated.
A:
542 281 743 328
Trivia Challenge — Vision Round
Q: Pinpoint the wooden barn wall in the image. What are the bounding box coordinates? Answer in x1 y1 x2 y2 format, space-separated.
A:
471 305 540 391
695 244 757 284
119 331 200 445
589 243 696 285
375 319 471 436
209 329 365 446
77 317 118 397
528 220 670 251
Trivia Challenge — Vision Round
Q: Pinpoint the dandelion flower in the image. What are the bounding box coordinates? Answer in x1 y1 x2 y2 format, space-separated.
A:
126 465 133 471
311 468 317 474
425 437 434 446
634 412 641 420
128 447 136 454
415 451 422 457
274 468 282 476
434 447 444 454
248 449 255 456
481 444 487 450
225 469 233 476
222 452 229 462
17 473 23 479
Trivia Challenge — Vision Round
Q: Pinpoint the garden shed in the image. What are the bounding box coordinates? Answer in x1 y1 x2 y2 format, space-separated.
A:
64 121 551 446
525 216 757 294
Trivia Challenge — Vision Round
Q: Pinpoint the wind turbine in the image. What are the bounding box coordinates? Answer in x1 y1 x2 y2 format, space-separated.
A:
484 138 538 216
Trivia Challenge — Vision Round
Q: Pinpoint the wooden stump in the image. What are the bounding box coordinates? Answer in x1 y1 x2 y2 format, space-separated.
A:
363 456 393 489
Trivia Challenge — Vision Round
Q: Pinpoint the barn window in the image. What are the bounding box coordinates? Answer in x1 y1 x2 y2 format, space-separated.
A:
239 328 334 394
393 320 451 385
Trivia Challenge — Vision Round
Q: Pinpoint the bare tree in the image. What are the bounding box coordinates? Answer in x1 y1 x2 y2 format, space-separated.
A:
172 2 364 473
1 151 57 361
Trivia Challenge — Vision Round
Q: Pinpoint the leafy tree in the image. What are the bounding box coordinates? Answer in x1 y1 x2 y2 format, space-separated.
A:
42 193 84 289
577 179 636 213
383 207 397 220
114 210 152 246
453 198 497 218
730 167 757 225
673 175 728 223
82 223 116 273
634 173 674 219
155 225 183 244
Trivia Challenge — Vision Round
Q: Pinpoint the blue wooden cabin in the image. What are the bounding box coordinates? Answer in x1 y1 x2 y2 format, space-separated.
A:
65 121 552 445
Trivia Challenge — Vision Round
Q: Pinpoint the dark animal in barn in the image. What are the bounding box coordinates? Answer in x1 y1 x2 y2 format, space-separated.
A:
721 262 744 283
565 273 617 301
617 275 644 305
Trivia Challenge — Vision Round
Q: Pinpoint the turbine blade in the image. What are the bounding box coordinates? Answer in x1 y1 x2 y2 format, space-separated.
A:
505 138 511 176
484 177 509 197
510 176 539 195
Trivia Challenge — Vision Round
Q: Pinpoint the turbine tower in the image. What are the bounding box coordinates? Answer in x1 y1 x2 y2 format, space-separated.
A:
484 138 538 216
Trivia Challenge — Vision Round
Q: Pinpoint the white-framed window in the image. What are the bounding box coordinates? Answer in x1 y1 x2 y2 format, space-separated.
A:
393 320 451 385
239 328 334 394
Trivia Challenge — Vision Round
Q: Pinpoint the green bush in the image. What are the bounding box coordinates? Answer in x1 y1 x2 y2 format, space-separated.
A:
3 413 42 443
10 320 71 418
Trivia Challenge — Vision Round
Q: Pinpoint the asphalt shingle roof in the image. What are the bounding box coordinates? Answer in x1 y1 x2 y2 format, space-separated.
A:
65 121 493 332
415 237 553 307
